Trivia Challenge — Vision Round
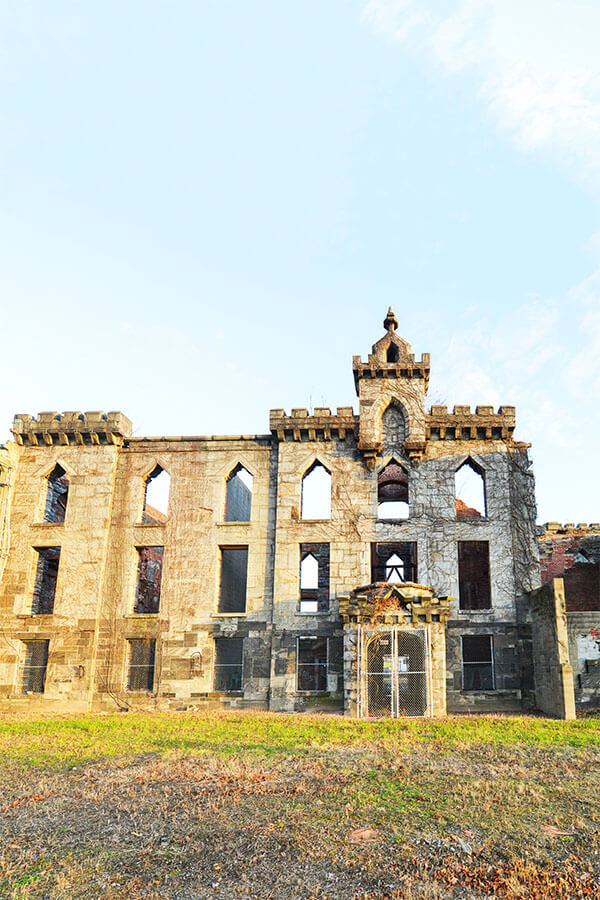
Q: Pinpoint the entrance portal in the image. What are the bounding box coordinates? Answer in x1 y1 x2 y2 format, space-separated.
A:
358 626 431 718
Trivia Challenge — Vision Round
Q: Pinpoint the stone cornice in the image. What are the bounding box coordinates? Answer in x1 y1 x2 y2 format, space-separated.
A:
11 411 132 447
269 407 357 442
426 405 516 442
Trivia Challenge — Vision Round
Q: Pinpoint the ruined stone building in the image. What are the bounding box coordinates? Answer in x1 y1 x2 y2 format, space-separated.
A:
0 310 597 718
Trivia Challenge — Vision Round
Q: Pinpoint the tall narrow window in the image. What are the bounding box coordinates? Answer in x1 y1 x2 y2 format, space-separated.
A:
134 546 164 614
371 543 417 584
462 635 494 690
32 547 60 615
127 638 156 691
43 465 69 523
299 543 330 612
21 640 50 693
458 541 491 610
143 466 170 523
218 547 248 613
214 638 244 692
455 460 486 518
297 637 328 692
301 463 331 520
225 465 253 522
377 462 409 519
386 343 399 363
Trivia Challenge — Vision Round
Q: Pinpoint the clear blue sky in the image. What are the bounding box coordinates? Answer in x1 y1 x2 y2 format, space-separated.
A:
1 1 598 523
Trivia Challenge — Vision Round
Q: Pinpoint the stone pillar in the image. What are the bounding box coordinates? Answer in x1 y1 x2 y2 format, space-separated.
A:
530 578 576 720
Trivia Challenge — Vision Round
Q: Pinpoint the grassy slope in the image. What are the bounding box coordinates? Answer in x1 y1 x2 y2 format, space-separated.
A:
0 712 599 899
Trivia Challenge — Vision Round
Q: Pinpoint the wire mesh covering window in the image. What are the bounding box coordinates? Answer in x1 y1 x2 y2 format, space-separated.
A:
127 639 156 692
458 541 491 610
43 465 69 523
299 543 330 612
32 547 60 614
297 637 328 692
214 638 244 692
134 546 164 614
462 635 494 690
142 466 170 523
218 547 248 613
225 465 253 522
371 542 417 584
21 640 49 693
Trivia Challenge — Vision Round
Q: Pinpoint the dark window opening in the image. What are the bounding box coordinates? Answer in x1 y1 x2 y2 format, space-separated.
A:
386 343 399 363
32 547 60 615
214 638 243 692
218 547 248 613
43 465 69 523
455 459 486 518
301 462 331 520
297 637 328 692
22 640 50 693
134 546 164 613
225 464 253 522
462 635 494 690
371 542 417 584
458 541 491 610
127 638 156 691
142 466 170 524
378 461 409 519
299 543 330 612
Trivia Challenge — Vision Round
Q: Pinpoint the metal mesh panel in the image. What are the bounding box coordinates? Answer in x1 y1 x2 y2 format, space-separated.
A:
22 640 49 693
359 627 430 718
127 639 156 692
218 547 248 613
32 547 60 615
214 638 243 692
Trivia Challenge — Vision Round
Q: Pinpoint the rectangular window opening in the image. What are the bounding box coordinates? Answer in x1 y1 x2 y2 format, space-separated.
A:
127 638 156 692
297 637 328 692
371 542 417 584
21 640 50 693
214 638 244 692
299 543 330 613
134 546 164 614
458 541 491 610
462 635 494 690
218 547 248 613
32 547 61 615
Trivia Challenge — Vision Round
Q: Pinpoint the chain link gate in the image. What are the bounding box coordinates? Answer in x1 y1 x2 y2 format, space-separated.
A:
357 626 432 718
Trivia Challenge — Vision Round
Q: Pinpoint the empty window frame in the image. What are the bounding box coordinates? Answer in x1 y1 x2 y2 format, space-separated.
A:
377 462 409 519
32 547 60 615
458 541 491 610
43 464 69 523
134 546 164 614
127 638 156 692
214 638 244 692
301 463 331 520
371 542 417 584
142 466 170 524
21 640 50 693
462 635 494 690
225 465 253 522
297 637 328 692
455 459 486 518
299 543 330 613
218 546 248 613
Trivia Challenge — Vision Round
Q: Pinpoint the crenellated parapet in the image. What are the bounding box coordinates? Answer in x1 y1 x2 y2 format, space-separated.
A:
269 407 357 442
426 405 516 443
11 411 132 447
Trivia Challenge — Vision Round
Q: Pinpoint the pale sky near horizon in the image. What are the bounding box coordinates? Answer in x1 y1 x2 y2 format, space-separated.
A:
1 1 599 523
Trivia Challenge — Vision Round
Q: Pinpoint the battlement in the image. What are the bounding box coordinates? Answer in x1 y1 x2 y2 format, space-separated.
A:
425 405 516 442
541 522 600 536
269 407 357 442
11 411 132 446
352 353 431 394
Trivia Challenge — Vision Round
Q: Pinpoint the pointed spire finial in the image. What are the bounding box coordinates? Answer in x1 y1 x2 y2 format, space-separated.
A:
384 306 398 333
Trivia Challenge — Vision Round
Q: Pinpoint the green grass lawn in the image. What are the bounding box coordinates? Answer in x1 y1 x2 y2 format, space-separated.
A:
0 711 599 899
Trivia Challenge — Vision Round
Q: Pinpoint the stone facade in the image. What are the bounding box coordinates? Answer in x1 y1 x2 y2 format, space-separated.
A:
0 311 583 717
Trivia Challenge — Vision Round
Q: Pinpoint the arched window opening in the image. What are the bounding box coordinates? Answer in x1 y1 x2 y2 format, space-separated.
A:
386 343 399 363
381 403 407 449
225 464 253 522
455 460 486 518
143 466 170 524
43 465 69 523
385 553 405 584
300 553 319 613
378 462 409 520
301 463 331 520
